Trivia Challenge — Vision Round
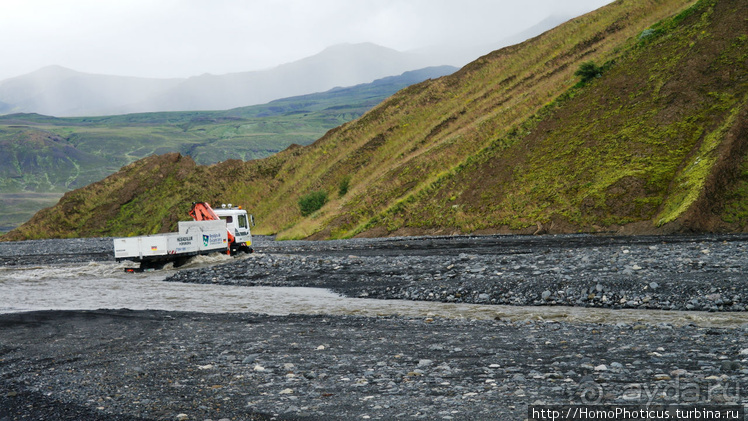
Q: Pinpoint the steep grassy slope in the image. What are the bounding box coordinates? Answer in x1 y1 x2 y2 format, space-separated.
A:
0 66 455 171
0 67 454 233
6 0 747 241
381 0 748 236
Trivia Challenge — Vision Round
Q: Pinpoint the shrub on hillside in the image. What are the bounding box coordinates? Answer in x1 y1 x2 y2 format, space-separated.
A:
299 190 328 216
575 61 604 84
338 176 351 197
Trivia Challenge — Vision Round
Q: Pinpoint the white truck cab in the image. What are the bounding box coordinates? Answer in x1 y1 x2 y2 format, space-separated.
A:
215 203 254 254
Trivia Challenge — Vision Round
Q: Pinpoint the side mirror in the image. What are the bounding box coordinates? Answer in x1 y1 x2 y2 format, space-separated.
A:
250 214 256 227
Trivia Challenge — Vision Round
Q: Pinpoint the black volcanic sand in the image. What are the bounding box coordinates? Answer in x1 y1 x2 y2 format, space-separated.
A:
1 234 748 420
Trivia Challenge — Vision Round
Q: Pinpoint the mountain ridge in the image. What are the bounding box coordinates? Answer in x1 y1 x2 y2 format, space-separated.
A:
6 0 747 241
0 66 456 233
0 43 436 117
0 66 183 116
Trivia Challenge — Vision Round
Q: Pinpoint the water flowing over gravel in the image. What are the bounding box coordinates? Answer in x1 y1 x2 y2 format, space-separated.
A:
1 234 747 420
169 234 748 312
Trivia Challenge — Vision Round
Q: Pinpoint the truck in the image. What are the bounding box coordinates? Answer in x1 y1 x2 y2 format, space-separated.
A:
114 202 253 271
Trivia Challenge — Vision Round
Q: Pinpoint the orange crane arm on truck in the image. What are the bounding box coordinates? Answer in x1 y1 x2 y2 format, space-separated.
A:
189 201 235 245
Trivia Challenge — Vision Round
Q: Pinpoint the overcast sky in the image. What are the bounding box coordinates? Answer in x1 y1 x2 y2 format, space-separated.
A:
1 0 614 81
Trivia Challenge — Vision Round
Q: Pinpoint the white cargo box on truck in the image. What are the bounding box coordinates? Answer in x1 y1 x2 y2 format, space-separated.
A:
178 220 229 252
114 220 228 269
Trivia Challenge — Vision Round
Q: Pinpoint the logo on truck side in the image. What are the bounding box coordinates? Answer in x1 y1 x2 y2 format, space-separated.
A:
202 233 224 247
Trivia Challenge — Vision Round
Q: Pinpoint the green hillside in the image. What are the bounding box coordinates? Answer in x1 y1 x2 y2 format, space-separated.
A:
5 0 747 241
0 66 455 232
384 0 748 236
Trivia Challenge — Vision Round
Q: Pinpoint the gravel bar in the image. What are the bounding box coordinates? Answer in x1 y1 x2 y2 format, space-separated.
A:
1 233 748 420
168 234 748 312
1 310 747 421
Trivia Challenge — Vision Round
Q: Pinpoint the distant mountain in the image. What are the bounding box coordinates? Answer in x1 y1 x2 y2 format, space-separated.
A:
0 43 433 117
0 65 456 233
0 100 13 114
135 43 431 113
10 0 746 242
0 66 183 116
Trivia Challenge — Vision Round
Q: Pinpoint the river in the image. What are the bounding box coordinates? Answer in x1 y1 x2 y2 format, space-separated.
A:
1 255 746 328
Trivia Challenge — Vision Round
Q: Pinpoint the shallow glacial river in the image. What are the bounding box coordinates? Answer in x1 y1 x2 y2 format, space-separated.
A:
1 256 746 328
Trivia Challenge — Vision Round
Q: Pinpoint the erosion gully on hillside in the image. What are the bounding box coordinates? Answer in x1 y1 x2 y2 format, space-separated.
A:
0 233 747 420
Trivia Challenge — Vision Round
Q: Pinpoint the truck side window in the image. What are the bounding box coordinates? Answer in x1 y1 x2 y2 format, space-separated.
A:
222 216 233 224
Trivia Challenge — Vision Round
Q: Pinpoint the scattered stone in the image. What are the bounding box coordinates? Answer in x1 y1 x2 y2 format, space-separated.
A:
720 361 740 372
2 234 748 420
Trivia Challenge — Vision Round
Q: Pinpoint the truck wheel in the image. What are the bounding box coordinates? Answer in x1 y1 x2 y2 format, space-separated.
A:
173 256 191 268
140 261 166 271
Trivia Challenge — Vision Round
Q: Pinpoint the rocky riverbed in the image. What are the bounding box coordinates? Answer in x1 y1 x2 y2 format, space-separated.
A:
169 234 748 312
1 234 747 420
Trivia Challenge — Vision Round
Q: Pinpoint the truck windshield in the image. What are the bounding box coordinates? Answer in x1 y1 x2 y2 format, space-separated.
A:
238 214 248 229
